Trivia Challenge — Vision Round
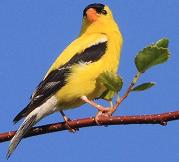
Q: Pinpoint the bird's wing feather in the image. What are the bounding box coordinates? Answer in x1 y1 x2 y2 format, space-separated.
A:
44 33 108 78
13 34 108 123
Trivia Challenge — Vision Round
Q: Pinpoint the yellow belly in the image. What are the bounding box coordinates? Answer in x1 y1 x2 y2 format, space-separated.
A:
55 62 106 109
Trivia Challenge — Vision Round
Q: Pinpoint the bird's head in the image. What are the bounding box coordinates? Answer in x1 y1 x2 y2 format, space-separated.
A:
83 3 113 23
80 3 117 35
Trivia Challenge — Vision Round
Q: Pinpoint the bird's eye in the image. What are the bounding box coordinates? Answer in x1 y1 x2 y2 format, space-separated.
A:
101 9 107 15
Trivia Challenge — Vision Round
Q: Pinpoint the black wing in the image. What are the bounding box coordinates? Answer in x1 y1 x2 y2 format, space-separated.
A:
13 41 107 123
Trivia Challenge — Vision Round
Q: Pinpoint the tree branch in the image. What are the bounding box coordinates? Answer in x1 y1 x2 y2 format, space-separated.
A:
1 110 179 143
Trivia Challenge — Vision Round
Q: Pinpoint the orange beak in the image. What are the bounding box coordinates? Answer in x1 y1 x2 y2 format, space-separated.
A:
86 8 98 23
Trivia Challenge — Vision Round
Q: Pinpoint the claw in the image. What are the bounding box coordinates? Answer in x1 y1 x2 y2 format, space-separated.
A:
95 110 112 126
80 96 115 125
60 111 79 133
64 117 79 133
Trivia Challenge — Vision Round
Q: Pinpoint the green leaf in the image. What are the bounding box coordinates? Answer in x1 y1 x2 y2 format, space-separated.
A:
132 82 156 92
97 72 123 92
156 38 169 48
99 90 115 101
135 38 170 73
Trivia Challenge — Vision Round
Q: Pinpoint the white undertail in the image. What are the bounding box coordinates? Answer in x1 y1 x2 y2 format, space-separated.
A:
7 96 57 159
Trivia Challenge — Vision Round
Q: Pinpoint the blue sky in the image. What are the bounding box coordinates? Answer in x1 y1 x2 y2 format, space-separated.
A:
0 1 179 162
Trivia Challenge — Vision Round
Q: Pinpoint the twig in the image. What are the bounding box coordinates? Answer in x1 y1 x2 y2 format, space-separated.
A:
110 72 141 114
1 110 179 143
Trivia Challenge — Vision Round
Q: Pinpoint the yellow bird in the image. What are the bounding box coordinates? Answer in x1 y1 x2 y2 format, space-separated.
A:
7 3 123 158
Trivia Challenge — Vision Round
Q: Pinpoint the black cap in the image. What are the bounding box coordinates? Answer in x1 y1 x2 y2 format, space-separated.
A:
83 3 105 16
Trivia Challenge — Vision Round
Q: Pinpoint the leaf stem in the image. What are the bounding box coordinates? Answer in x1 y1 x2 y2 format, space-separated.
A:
110 72 141 114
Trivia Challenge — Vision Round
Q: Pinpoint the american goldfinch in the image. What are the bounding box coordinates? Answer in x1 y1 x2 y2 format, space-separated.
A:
7 3 123 158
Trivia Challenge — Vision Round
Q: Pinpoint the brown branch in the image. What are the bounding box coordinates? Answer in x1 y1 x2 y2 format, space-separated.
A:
1 110 179 143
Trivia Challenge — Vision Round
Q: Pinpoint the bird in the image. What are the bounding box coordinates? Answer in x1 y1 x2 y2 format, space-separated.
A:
7 3 123 159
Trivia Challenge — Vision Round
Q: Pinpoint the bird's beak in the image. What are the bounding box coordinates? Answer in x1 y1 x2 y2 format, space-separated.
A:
86 8 98 23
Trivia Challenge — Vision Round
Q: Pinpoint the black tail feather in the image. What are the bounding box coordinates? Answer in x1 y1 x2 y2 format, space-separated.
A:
13 104 31 123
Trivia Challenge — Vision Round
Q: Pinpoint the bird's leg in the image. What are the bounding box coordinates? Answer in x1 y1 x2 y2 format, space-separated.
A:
81 96 112 125
60 111 79 133
81 96 109 112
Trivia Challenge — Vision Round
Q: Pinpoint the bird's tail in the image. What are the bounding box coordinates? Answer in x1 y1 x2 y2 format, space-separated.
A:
7 96 58 159
6 112 38 159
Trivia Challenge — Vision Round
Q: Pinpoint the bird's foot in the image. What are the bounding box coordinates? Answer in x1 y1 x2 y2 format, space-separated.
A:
95 108 113 125
80 96 116 125
60 111 79 133
63 116 79 133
